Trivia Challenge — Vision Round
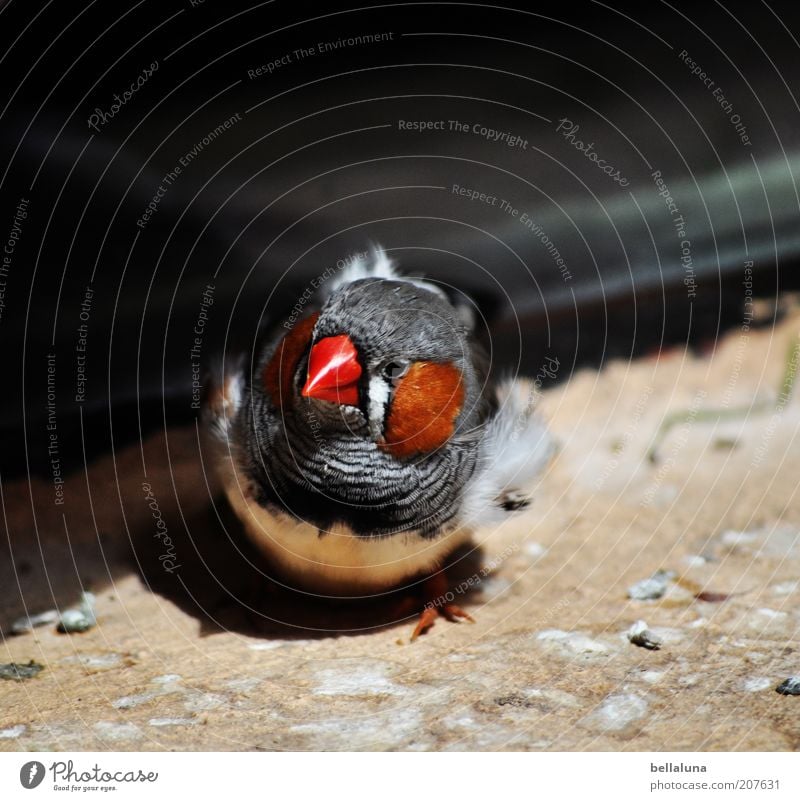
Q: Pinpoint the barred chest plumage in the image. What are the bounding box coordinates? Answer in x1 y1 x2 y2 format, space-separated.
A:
216 446 476 595
240 392 481 539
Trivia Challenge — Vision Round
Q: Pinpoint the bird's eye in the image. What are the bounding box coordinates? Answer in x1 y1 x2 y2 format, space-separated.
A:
383 360 410 382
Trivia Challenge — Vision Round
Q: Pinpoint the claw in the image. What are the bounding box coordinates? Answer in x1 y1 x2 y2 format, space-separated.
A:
410 602 475 640
441 603 475 624
408 573 476 640
410 606 439 641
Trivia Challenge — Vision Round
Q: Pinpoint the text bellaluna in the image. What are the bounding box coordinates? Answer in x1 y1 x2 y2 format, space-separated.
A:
651 763 707 773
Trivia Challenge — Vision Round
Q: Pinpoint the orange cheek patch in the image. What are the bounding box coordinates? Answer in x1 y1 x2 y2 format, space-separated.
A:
381 362 464 459
262 312 319 409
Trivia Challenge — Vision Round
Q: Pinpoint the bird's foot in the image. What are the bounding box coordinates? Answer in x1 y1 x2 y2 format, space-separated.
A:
410 602 475 641
409 573 475 641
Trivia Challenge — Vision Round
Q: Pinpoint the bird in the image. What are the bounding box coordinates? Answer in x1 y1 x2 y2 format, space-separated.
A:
204 249 552 638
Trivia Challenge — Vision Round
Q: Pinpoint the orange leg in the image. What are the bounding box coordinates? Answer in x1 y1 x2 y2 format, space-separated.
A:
410 571 475 641
411 606 440 641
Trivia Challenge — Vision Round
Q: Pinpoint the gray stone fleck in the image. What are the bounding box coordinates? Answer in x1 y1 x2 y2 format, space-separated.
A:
720 529 759 549
537 629 610 657
11 609 59 634
61 653 123 670
113 674 184 709
292 707 423 750
184 692 228 712
683 554 710 568
627 570 676 600
224 677 262 692
113 693 157 710
746 607 794 635
93 721 142 742
581 693 649 733
741 677 772 692
721 525 800 558
312 660 405 697
0 661 44 681
149 717 197 727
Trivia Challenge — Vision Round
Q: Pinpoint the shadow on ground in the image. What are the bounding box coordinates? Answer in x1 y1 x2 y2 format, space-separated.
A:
1 429 485 641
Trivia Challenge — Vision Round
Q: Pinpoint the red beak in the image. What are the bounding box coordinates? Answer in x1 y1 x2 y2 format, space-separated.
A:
301 334 362 406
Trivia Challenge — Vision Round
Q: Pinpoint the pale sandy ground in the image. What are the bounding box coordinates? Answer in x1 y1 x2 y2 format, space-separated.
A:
1 303 799 751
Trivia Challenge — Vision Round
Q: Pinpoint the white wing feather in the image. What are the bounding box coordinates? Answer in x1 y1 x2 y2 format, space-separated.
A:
459 378 554 528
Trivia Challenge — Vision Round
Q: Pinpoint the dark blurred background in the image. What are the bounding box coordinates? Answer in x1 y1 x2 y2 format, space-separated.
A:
1 0 799 479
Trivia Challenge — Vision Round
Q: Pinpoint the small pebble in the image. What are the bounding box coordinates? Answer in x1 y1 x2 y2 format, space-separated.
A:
58 610 93 632
627 620 662 650
57 592 97 633
0 661 44 681
627 569 676 601
11 609 59 635
776 677 800 696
